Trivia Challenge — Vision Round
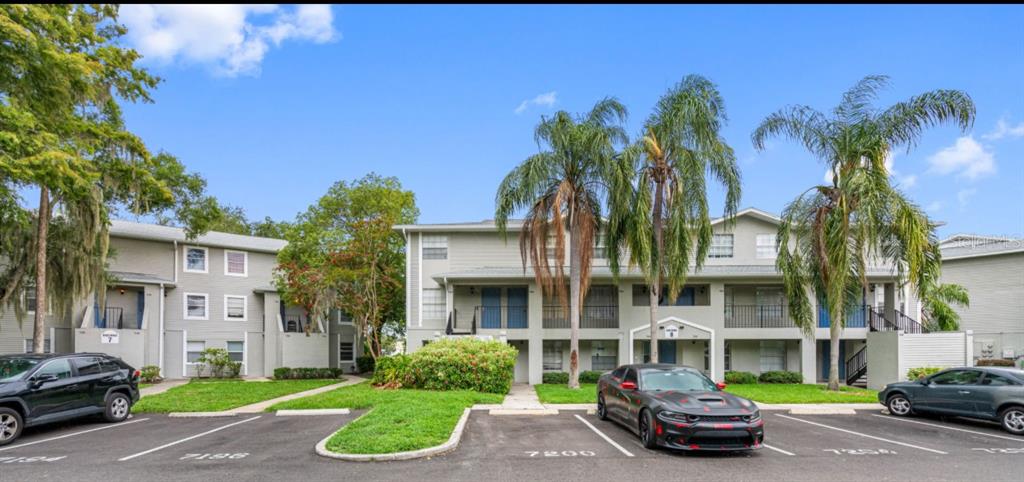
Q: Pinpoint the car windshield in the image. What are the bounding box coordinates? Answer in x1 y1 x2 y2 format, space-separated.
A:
0 357 41 382
640 369 718 392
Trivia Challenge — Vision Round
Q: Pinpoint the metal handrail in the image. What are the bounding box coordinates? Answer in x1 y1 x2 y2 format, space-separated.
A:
477 305 529 329
845 345 868 385
724 305 795 328
541 305 618 329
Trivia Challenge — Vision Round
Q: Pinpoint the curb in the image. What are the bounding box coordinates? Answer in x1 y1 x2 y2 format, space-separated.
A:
168 412 238 418
488 409 558 416
315 408 471 462
276 409 351 416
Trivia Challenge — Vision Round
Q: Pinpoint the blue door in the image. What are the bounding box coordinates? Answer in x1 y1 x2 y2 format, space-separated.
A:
658 340 677 364
481 288 502 329
819 341 846 380
506 287 528 329
136 291 145 329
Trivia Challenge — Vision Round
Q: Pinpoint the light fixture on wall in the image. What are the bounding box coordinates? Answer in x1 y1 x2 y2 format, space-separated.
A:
470 286 476 295
119 288 125 295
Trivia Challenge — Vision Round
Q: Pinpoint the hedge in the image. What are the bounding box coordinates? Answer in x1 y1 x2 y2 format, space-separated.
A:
906 366 942 380
976 358 1015 367
372 338 517 394
724 371 757 384
356 355 375 373
542 370 604 384
273 367 347 380
757 370 803 384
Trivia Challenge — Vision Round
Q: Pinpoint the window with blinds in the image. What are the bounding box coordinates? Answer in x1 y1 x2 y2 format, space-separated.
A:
422 235 448 260
756 234 779 259
759 340 787 372
184 293 209 320
710 234 734 258
227 341 244 363
225 295 247 321
225 250 248 276
422 288 446 320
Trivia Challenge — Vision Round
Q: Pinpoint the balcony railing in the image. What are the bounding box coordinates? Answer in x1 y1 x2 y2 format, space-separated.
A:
477 305 529 330
542 305 618 329
446 309 476 335
724 304 795 328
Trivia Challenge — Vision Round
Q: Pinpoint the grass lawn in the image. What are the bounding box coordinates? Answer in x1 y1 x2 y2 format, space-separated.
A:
725 384 878 404
535 383 597 404
133 379 339 413
270 382 503 454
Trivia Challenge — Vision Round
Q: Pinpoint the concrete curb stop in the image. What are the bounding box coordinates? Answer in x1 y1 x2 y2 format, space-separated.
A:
168 412 238 418
276 409 351 416
315 407 472 462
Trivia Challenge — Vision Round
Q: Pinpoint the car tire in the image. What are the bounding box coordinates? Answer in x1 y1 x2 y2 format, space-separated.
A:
999 406 1024 436
104 392 132 423
887 393 913 417
597 394 609 421
0 407 23 447
639 409 658 449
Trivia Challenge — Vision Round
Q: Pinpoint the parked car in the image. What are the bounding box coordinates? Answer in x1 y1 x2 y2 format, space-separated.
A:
0 353 141 446
596 364 764 451
879 366 1024 435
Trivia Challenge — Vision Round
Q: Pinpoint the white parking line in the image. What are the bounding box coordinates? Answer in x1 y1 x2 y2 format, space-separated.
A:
762 443 795 456
574 415 634 457
870 414 1024 442
775 414 948 455
117 416 261 462
0 418 150 453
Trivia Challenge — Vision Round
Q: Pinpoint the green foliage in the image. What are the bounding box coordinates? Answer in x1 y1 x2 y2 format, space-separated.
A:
535 383 598 404
725 384 877 404
195 348 242 379
579 370 604 384
374 339 517 394
752 75 975 389
356 355 375 373
139 365 162 383
543 372 570 384
724 371 758 384
757 371 803 384
273 367 347 379
906 366 943 380
135 379 336 413
976 358 1015 367
921 283 969 331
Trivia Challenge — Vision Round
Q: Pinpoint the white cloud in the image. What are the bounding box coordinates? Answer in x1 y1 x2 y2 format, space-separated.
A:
957 188 976 211
514 91 558 114
982 117 1024 140
120 5 337 77
927 136 996 180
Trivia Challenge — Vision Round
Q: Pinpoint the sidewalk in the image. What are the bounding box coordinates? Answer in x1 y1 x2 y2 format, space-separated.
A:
140 379 189 397
476 383 557 415
167 376 365 417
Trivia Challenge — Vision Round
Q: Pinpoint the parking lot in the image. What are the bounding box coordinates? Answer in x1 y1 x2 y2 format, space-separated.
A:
2 409 1022 481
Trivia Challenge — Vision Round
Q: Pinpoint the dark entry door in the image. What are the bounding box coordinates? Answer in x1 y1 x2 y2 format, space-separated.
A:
658 340 677 364
506 287 528 329
481 287 502 329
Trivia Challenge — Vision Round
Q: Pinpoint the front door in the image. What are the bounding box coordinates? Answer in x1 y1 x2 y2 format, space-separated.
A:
658 340 677 364
481 287 501 329
506 287 528 329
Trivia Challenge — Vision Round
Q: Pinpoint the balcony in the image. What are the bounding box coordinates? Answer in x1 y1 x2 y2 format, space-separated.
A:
724 304 795 328
448 304 528 334
542 305 618 329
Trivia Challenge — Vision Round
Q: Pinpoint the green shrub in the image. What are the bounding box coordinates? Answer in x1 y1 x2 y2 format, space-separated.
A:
757 370 803 384
272 367 346 380
371 354 413 386
724 371 757 384
976 358 1015 367
543 372 569 384
195 348 242 379
579 370 604 384
405 339 517 394
139 365 162 383
356 356 375 373
906 366 943 380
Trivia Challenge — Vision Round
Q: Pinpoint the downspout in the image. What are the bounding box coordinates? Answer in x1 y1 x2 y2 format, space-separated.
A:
158 283 165 375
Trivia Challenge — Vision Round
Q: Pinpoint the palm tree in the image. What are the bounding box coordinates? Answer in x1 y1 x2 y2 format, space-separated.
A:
496 99 628 389
607 75 741 365
920 283 969 331
752 75 974 390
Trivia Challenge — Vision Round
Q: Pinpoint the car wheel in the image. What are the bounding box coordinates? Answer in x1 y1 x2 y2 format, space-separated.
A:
639 409 658 449
999 406 1024 436
0 407 23 447
104 392 132 423
887 394 913 417
597 394 609 421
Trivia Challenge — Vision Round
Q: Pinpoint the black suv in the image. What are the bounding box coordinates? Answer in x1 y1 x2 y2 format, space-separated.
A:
0 353 140 446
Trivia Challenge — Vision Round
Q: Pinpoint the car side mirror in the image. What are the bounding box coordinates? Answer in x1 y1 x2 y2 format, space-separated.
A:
620 381 637 390
716 382 728 390
918 378 930 385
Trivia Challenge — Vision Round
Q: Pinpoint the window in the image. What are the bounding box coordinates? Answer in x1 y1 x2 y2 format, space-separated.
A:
724 341 732 371
23 339 51 354
224 250 248 276
227 341 244 363
25 286 37 313
339 340 355 362
930 370 981 386
224 295 247 321
35 359 72 380
184 246 208 273
422 288 446 320
660 287 696 306
72 357 102 376
422 235 448 260
543 342 563 371
100 358 123 373
756 234 779 259
184 293 209 320
982 373 1017 386
710 234 734 258
759 340 786 372
623 368 638 385
186 341 205 363
590 341 617 371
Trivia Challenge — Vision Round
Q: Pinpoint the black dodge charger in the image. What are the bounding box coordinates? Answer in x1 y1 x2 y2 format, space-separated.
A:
597 364 764 451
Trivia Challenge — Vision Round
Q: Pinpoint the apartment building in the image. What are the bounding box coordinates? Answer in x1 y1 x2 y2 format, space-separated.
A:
397 208 924 385
0 220 362 378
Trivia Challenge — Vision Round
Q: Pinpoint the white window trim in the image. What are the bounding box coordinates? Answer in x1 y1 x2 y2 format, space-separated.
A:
185 340 206 365
23 338 52 354
183 246 209 274
223 250 249 277
223 295 248 321
183 293 210 321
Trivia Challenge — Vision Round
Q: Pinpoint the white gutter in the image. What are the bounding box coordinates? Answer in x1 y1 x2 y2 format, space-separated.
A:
158 283 165 375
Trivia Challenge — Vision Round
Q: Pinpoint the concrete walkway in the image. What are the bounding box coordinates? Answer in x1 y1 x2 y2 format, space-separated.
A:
476 383 558 415
139 379 189 397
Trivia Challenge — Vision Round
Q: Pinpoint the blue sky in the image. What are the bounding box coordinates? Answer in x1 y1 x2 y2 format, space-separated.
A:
117 5 1024 238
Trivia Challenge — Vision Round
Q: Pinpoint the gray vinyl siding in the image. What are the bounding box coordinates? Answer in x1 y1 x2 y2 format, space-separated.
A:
705 217 780 267
448 233 526 270
108 237 175 280
940 252 1024 334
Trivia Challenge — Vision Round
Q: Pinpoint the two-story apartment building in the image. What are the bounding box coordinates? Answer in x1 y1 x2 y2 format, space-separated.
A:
397 208 923 385
0 220 362 378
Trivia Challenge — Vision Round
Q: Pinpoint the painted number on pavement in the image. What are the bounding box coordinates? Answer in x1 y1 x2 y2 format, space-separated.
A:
823 449 898 455
0 456 66 464
525 450 596 457
180 453 250 461
972 448 1024 454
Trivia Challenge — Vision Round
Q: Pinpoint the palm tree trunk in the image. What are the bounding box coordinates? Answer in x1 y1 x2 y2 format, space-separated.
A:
32 187 50 354
568 221 581 390
648 182 666 364
828 314 841 391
